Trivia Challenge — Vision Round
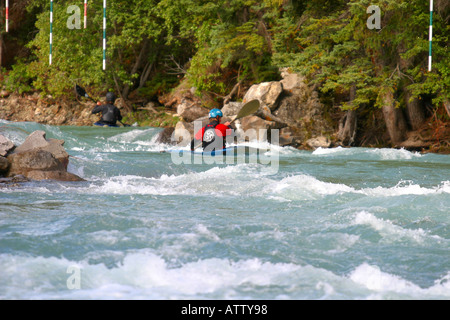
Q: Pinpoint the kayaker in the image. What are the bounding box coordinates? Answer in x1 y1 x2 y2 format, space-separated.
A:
92 92 123 127
190 109 234 151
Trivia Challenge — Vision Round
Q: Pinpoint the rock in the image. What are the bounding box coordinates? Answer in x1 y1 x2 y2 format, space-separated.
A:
273 78 320 127
115 98 127 110
243 81 283 112
173 121 194 147
397 131 432 149
0 174 29 188
221 102 242 117
7 149 84 181
306 136 331 149
279 127 296 147
0 90 10 98
176 99 209 122
280 71 308 96
8 149 65 174
6 131 83 182
239 116 276 142
13 130 69 169
0 156 10 174
43 139 69 169
13 130 49 152
0 134 15 157
273 94 305 127
26 170 84 182
155 127 175 145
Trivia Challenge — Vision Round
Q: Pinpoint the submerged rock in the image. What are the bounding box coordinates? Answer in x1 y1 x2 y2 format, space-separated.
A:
0 174 29 188
306 136 331 149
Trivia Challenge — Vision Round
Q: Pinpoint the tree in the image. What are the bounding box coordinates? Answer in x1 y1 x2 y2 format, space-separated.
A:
271 0 449 145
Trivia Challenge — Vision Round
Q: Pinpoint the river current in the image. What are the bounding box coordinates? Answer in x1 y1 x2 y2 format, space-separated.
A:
0 120 449 299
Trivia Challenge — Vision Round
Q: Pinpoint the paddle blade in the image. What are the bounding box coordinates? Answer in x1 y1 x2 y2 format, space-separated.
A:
75 85 89 99
234 99 260 121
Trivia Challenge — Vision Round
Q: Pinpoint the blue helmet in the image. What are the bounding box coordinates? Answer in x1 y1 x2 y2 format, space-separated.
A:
209 108 223 118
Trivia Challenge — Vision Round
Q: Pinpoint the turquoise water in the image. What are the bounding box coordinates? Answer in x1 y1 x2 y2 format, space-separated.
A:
0 120 449 300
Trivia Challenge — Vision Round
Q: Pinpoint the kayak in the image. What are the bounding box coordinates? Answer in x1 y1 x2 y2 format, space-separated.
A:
94 122 120 127
166 146 267 156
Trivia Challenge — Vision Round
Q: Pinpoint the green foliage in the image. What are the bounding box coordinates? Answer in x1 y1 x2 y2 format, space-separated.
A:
272 0 449 110
3 60 34 94
1 0 448 113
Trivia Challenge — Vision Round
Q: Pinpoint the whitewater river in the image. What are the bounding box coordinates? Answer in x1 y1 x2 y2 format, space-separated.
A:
0 121 449 300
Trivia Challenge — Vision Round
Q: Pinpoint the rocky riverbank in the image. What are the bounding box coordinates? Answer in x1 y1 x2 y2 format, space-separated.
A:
1 70 449 154
165 71 449 153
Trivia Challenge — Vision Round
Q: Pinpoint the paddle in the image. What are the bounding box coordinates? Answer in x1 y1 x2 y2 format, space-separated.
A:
230 99 260 124
75 84 130 127
192 99 261 150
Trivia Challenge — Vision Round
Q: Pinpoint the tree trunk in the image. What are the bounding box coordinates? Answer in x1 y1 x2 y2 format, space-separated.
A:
223 80 243 105
337 86 357 146
444 99 450 118
138 61 153 89
404 89 426 131
338 110 357 146
121 38 150 99
380 89 408 145
0 33 3 68
113 75 133 113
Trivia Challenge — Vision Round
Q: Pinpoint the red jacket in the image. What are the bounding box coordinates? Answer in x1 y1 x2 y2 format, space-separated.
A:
191 121 233 150
194 123 233 140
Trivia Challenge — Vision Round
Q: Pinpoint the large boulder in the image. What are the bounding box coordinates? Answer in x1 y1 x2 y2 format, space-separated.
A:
6 130 84 182
0 134 15 157
279 70 309 96
243 81 283 112
221 101 242 118
12 130 69 169
173 121 194 147
238 116 278 142
7 149 83 182
8 149 65 173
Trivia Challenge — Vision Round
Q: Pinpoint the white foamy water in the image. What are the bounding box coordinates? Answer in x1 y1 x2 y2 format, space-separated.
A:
1 122 449 300
1 251 449 300
313 147 422 160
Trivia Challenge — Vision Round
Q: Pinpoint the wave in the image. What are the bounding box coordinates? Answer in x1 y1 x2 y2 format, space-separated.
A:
312 147 422 160
349 263 450 299
1 251 448 299
3 163 449 200
352 211 444 243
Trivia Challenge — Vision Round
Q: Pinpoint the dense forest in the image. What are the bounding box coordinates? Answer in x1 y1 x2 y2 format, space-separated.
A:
0 0 449 150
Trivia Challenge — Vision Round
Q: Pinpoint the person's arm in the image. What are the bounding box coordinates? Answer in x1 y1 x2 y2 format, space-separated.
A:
92 103 103 114
116 108 123 121
216 123 234 137
191 128 205 150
